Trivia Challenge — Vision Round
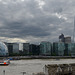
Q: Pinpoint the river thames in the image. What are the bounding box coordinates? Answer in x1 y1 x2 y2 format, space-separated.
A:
0 59 75 75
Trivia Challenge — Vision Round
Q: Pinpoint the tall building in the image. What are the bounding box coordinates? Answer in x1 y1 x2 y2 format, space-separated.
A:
6 43 19 55
6 43 13 55
53 42 65 56
29 44 40 55
59 34 71 43
23 43 30 55
59 33 65 42
13 43 19 54
40 41 52 55
64 37 71 43
67 43 75 56
64 43 68 56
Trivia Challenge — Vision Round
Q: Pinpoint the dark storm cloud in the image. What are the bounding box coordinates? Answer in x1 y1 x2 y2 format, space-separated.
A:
0 0 74 43
2 22 51 37
0 14 65 38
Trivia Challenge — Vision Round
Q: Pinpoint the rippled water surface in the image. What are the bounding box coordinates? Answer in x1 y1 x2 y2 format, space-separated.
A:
0 59 75 75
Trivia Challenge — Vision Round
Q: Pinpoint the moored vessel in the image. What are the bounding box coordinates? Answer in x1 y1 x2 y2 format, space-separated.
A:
0 59 10 65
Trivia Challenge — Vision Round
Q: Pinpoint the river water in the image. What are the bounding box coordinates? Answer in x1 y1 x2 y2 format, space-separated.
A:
0 59 75 75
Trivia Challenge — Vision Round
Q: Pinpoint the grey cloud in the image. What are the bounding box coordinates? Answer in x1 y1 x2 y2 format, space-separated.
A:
0 0 74 43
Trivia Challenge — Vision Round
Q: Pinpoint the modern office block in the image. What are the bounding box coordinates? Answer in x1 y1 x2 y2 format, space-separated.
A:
64 37 71 43
59 34 65 42
40 41 52 55
59 34 71 43
13 43 19 54
68 43 75 56
6 43 19 55
23 43 30 55
64 43 68 56
6 43 13 55
29 44 40 55
53 42 65 56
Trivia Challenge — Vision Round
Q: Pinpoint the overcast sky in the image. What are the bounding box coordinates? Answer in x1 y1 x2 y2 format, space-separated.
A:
0 0 75 44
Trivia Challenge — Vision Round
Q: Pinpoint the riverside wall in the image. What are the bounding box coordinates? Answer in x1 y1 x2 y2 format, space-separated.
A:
32 63 75 75
44 63 75 75
1 56 75 60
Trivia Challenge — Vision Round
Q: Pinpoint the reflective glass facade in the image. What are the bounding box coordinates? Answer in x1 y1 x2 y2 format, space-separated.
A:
40 41 52 55
0 42 8 56
53 42 65 56
68 43 75 56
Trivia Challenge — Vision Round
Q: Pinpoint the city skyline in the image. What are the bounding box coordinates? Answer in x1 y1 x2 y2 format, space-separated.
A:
0 0 75 44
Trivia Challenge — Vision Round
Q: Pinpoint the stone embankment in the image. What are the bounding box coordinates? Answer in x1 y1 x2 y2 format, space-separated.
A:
33 63 75 75
1 56 75 60
44 63 75 75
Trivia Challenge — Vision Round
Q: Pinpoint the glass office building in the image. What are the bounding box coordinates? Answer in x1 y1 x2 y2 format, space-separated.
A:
0 42 8 56
40 41 52 55
68 43 75 56
53 42 65 56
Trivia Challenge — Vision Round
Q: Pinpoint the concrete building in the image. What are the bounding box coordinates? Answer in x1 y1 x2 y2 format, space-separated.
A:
40 41 52 55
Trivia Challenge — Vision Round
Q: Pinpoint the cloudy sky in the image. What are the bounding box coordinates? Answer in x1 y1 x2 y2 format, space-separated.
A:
0 0 75 44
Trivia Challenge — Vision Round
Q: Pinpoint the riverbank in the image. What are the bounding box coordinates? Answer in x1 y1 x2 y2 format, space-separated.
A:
0 56 75 60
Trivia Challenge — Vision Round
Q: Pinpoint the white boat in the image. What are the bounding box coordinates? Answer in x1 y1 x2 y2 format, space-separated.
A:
0 59 10 65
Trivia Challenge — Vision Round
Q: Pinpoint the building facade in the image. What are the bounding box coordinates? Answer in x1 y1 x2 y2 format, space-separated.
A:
23 43 30 55
13 43 19 54
40 41 52 55
53 42 65 56
59 34 65 42
59 34 71 43
67 43 75 56
0 42 9 56
6 43 13 55
5 43 19 55
29 44 40 55
64 37 71 43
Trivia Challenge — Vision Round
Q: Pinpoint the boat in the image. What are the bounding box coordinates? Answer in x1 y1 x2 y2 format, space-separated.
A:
0 59 10 66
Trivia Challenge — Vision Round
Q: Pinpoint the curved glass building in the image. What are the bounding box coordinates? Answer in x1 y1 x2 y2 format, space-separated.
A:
0 42 8 56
